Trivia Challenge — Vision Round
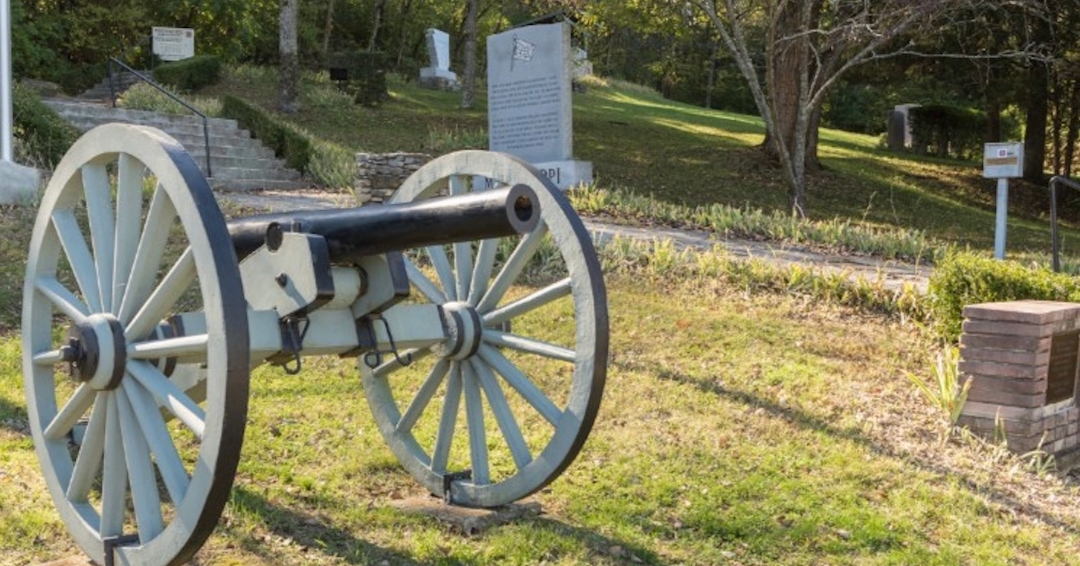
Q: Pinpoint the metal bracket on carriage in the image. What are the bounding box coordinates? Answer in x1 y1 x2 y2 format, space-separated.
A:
442 470 473 504
358 314 413 369
238 228 335 318
103 534 140 566
267 315 310 374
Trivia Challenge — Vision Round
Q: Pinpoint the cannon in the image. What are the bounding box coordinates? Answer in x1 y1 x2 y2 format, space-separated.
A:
21 124 607 566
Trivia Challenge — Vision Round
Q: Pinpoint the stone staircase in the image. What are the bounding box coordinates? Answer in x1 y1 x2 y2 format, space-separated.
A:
44 98 308 192
77 70 143 101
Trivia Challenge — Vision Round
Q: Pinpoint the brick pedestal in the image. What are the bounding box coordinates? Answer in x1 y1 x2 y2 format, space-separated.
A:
958 301 1080 455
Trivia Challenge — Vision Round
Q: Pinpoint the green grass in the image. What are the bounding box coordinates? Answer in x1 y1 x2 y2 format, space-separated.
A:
6 271 1080 565
203 65 1080 263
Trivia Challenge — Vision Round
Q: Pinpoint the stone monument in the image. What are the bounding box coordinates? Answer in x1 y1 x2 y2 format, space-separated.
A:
886 103 919 151
419 29 458 90
486 21 592 190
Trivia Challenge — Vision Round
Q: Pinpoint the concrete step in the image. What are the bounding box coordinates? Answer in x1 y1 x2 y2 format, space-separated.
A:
211 178 313 192
44 98 310 195
207 166 302 182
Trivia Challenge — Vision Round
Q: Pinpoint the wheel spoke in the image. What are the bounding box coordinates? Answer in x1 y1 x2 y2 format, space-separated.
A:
128 333 208 360
483 277 572 326
483 330 576 363
100 392 127 538
431 363 463 475
404 257 448 304
478 344 562 426
66 392 108 502
52 210 102 313
122 379 189 505
462 362 489 485
125 247 196 340
466 238 499 305
127 360 206 440
470 359 532 470
428 245 457 302
113 153 145 311
449 175 473 300
115 388 165 541
82 163 116 312
476 225 548 313
396 358 450 434
44 383 95 441
34 277 89 323
118 184 177 325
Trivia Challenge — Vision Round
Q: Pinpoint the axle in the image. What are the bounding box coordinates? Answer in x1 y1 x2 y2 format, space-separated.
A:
227 184 540 263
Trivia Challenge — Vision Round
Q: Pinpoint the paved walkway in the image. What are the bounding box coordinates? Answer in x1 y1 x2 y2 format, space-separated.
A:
218 190 932 294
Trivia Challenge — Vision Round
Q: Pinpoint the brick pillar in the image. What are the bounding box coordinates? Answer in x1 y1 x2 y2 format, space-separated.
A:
958 301 1080 455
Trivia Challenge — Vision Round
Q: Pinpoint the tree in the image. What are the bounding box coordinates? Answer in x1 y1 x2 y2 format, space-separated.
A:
279 0 299 113
690 0 1042 217
460 0 480 109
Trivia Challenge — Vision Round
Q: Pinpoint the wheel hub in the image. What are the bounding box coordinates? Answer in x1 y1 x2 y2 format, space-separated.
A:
66 313 126 391
437 301 483 361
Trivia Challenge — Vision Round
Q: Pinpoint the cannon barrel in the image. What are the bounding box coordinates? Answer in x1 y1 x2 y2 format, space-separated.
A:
227 184 540 263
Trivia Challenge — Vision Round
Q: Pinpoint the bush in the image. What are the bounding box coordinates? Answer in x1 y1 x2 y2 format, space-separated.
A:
927 251 1080 341
324 51 388 106
221 95 312 173
13 83 78 168
153 55 222 92
909 105 986 161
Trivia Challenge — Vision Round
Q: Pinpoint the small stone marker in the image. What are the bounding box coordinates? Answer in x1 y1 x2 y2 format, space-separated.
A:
958 301 1080 455
486 21 592 190
391 496 541 535
886 104 919 151
419 29 459 90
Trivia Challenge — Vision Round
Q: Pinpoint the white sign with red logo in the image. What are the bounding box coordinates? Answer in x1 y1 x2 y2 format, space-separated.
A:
152 27 195 62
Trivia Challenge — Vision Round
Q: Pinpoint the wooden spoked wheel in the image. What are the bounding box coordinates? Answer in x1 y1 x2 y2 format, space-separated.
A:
362 151 607 507
22 124 249 566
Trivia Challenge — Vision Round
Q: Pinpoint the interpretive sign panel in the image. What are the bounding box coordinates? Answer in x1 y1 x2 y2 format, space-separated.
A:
152 27 195 62
983 142 1024 179
487 22 572 163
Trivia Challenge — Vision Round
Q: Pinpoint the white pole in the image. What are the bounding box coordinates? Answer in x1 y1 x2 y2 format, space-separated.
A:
0 0 12 162
995 178 1009 260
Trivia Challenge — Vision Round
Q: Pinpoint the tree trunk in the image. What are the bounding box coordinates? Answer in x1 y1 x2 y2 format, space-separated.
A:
986 96 1001 143
322 0 335 55
1065 81 1080 178
1023 18 1050 183
460 0 479 110
279 0 299 114
368 0 387 51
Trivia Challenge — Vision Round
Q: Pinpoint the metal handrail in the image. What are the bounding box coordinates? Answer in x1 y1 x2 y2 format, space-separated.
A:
1048 175 1080 272
107 58 212 178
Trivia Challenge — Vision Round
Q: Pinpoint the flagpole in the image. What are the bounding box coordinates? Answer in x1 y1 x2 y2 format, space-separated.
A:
1 0 13 162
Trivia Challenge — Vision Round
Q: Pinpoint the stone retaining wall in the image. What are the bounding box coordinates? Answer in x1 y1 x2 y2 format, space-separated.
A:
355 152 432 204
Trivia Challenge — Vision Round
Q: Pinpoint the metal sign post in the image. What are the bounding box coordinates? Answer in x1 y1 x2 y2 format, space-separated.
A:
983 142 1025 260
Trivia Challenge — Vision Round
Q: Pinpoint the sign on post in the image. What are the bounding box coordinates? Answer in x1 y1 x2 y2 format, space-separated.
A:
152 27 195 62
983 142 1024 260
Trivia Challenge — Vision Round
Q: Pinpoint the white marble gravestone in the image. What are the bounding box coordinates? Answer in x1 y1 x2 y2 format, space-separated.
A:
420 28 458 90
486 22 592 190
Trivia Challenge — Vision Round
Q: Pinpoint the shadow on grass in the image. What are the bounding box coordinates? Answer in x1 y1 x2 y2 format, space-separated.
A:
225 486 652 565
632 360 1080 535
0 395 29 435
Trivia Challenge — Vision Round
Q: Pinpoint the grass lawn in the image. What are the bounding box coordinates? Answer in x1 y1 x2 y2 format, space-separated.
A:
202 68 1080 257
7 67 1080 566
6 272 1080 565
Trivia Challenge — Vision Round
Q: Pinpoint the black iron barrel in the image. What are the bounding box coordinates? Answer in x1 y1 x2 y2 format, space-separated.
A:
227 184 541 263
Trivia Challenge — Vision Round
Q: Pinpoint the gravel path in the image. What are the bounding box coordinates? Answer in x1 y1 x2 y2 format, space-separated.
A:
219 190 932 294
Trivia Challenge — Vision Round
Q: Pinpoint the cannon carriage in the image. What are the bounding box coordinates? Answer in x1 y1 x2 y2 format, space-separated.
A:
21 123 608 566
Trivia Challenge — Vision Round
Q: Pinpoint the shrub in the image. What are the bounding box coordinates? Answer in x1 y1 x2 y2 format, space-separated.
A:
909 105 986 161
221 95 312 172
324 51 388 106
153 55 222 92
13 83 78 168
117 83 222 116
927 251 1080 341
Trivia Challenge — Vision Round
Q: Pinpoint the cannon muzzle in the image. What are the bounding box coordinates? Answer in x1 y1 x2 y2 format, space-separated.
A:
227 184 540 263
